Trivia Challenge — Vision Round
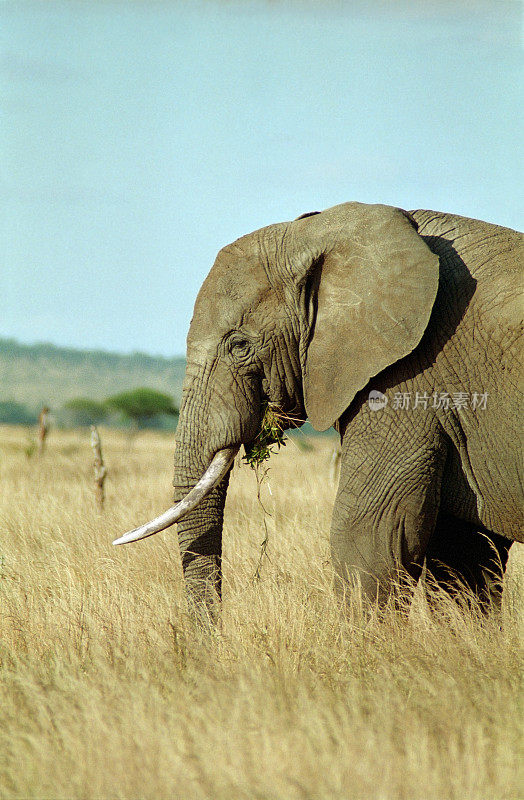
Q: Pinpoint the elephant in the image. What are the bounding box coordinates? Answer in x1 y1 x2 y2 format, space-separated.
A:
114 202 523 618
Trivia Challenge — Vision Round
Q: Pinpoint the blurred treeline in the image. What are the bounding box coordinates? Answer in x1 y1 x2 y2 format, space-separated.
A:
0 388 179 431
0 338 186 408
0 338 185 430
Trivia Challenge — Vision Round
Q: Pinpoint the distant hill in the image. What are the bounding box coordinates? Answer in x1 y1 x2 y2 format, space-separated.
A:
0 338 186 412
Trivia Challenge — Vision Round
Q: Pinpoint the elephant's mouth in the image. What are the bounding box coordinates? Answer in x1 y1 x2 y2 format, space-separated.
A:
112 446 239 546
113 401 304 548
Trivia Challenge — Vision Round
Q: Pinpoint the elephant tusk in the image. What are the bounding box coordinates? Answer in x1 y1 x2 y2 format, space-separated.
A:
112 446 239 546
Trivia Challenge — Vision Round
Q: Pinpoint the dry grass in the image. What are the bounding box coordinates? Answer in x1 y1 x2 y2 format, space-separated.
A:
0 425 522 800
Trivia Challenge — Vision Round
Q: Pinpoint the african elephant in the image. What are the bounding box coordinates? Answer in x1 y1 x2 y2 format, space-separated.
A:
114 202 523 617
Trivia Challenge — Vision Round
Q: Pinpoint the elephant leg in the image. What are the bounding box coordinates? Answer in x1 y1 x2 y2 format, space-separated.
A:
425 514 511 611
332 408 448 606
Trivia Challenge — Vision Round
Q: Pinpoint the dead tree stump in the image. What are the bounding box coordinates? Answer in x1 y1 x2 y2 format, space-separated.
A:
38 406 50 454
90 425 107 510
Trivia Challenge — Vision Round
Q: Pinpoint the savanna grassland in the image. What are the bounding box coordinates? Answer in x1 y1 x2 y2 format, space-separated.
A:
0 425 522 800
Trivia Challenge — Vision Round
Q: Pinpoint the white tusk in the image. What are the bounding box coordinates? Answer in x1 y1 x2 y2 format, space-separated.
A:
112 446 239 546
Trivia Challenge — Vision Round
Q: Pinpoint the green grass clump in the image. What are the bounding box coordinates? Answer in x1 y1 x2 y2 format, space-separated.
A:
243 403 286 467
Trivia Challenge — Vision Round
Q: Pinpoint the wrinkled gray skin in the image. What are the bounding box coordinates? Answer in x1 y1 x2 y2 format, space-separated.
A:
173 202 523 618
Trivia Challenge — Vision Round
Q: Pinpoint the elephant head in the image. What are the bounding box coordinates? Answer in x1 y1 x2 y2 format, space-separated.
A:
114 202 440 617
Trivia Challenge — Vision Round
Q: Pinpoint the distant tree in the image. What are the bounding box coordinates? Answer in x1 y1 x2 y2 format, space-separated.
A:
105 388 179 429
0 400 38 425
62 397 108 427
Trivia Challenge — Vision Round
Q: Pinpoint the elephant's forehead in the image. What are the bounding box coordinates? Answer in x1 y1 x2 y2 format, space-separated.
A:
192 243 272 331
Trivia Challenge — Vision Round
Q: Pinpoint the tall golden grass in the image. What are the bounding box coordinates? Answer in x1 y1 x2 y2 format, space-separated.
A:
0 425 522 800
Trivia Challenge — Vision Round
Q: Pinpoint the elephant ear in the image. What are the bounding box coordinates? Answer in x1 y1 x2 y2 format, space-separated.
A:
291 203 440 431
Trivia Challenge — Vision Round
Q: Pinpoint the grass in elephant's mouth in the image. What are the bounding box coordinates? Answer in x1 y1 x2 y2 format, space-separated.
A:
242 403 288 579
243 403 287 468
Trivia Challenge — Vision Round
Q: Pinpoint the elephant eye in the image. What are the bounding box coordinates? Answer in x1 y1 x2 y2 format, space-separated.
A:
228 335 252 358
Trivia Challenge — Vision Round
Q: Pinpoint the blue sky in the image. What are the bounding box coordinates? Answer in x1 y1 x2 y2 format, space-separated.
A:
2 0 522 357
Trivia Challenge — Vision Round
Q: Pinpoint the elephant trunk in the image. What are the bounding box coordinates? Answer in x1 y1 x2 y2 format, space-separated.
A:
114 358 245 620
175 478 230 615
172 441 234 619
